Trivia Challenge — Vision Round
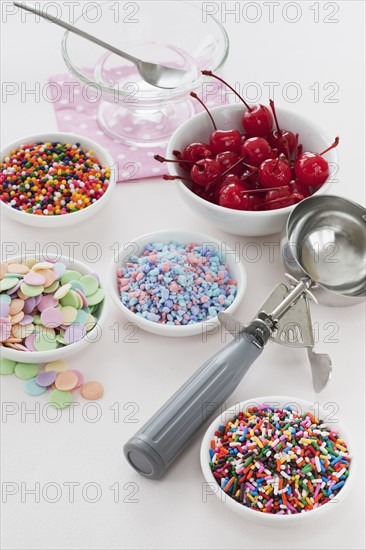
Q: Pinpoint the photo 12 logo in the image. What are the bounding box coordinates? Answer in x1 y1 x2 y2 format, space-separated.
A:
202 2 340 24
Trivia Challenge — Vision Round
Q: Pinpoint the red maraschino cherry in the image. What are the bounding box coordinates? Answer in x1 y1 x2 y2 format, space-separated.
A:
215 151 242 175
295 137 339 186
258 158 292 188
190 91 241 154
202 70 273 137
190 158 222 187
182 143 212 162
241 137 273 167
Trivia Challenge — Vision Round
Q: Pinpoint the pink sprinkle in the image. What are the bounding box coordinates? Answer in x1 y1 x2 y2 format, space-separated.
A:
205 273 214 282
161 262 171 272
169 283 179 293
218 296 225 305
201 296 209 303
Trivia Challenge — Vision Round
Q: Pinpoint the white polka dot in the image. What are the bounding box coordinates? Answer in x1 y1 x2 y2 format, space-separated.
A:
129 146 137 151
156 125 164 130
143 134 151 139
118 153 125 159
92 115 97 120
146 152 154 157
152 167 161 173
74 89 80 95
57 80 64 86
60 98 68 105
76 105 84 112
114 139 122 144
64 115 72 121
80 123 88 129
96 131 105 136
121 171 130 178
124 127 132 132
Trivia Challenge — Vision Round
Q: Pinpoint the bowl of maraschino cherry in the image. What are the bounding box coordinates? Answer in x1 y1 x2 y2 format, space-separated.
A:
155 71 339 237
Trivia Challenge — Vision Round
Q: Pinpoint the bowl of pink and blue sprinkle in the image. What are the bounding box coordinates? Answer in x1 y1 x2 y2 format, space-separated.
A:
200 396 354 525
108 230 247 337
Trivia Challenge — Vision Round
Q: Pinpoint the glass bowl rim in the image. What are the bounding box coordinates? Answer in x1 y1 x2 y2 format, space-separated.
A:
61 0 230 101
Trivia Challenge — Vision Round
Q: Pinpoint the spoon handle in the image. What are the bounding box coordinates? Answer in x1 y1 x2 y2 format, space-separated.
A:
13 1 140 66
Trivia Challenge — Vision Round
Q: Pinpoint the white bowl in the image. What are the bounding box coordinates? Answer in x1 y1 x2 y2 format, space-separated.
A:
167 105 338 236
200 396 353 525
108 229 246 337
0 254 107 362
0 132 116 228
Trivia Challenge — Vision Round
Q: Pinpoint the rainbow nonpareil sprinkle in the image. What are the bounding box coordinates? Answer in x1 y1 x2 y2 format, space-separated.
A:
0 142 110 216
209 405 351 515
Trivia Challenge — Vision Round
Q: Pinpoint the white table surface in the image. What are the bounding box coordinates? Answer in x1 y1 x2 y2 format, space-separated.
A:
1 2 365 549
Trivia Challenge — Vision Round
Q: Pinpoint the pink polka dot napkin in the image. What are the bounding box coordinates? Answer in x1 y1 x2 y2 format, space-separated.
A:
49 74 229 183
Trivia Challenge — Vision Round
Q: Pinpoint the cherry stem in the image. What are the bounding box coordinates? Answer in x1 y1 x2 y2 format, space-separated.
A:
205 157 258 192
270 99 292 161
243 186 289 194
154 154 196 165
172 150 182 158
269 99 282 137
201 70 252 112
190 92 217 131
319 136 339 156
256 193 304 210
163 175 193 184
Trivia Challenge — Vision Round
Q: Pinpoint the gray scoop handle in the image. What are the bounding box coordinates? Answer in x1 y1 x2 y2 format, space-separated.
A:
124 331 263 478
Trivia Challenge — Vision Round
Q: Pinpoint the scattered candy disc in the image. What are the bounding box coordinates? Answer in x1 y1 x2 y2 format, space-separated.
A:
14 362 39 380
44 360 68 373
24 378 47 396
55 371 78 391
36 370 57 387
0 358 16 375
81 381 104 400
70 369 84 388
49 389 72 409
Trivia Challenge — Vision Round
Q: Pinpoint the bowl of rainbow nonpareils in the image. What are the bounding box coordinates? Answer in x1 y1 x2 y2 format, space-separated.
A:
107 229 246 337
200 396 353 525
0 132 116 228
0 254 107 362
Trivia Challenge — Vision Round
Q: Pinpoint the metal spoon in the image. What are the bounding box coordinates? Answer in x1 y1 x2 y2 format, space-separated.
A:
13 2 189 89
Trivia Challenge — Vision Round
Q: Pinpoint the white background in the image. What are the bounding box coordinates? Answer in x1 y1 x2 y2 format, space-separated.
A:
1 1 365 549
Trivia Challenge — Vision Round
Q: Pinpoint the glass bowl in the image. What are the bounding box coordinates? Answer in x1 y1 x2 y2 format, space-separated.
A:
61 1 229 147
